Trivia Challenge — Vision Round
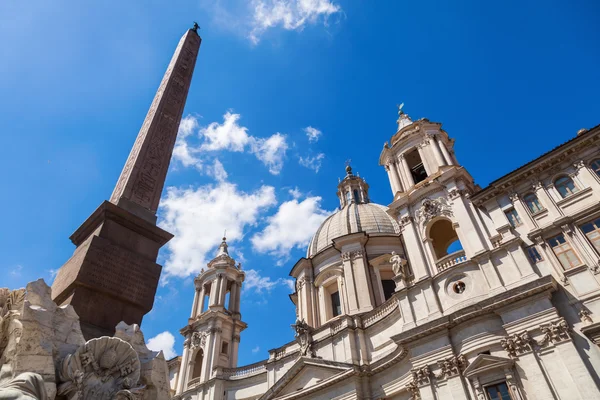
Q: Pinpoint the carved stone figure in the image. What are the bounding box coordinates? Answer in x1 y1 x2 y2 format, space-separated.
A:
390 252 407 278
190 332 206 349
291 319 315 358
57 337 141 400
0 372 48 400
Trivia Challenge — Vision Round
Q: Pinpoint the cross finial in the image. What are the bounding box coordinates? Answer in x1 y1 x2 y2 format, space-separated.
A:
223 229 227 241
192 22 200 33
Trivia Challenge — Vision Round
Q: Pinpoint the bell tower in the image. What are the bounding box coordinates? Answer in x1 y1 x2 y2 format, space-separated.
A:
176 237 246 395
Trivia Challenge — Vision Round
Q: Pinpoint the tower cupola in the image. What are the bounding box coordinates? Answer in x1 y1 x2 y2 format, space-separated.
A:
336 164 370 208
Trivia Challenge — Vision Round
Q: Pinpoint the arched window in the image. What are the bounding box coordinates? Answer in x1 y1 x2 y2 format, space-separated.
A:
554 176 579 198
524 193 543 213
591 159 600 177
191 349 204 379
429 219 463 259
406 148 428 184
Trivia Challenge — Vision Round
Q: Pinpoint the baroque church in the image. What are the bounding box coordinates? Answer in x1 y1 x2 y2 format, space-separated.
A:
3 26 600 400
168 106 600 400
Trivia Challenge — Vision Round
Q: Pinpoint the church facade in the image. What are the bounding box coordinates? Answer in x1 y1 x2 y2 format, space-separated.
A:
171 109 600 400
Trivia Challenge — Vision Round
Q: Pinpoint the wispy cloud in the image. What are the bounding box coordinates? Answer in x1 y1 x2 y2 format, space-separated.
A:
175 112 289 175
249 0 342 44
252 345 260 353
243 269 293 294
298 153 325 173
304 126 322 143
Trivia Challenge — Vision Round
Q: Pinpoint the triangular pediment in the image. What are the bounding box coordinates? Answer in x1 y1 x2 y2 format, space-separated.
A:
260 357 355 400
463 354 514 378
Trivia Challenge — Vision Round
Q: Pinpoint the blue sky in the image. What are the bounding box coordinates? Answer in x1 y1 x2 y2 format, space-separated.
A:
1 0 599 365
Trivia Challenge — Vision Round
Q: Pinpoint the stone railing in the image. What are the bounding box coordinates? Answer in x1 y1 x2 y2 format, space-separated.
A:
362 296 399 328
222 360 267 379
187 377 201 389
436 250 467 273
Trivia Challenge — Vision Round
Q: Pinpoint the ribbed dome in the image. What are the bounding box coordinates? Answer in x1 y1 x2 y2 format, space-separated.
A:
307 203 400 258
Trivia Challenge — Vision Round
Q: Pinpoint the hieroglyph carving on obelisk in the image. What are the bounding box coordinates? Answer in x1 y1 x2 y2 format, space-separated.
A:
110 28 201 222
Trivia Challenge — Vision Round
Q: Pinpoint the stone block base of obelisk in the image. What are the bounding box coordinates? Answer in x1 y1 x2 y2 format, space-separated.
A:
52 201 173 339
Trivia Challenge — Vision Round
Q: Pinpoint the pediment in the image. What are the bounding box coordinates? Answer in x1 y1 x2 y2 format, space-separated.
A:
261 357 354 400
463 354 514 378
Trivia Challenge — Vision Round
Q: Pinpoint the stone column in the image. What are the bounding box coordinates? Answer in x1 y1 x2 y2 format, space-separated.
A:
229 281 238 313
438 138 454 166
231 334 240 368
448 189 487 256
209 276 220 307
350 250 375 312
318 286 328 324
392 163 404 192
196 286 206 316
430 135 446 168
190 288 200 319
401 216 431 279
417 145 432 175
400 154 415 188
177 339 191 394
385 164 399 194
219 276 228 306
341 253 360 313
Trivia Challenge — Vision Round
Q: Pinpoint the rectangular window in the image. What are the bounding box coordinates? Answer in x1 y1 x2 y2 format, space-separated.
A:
548 234 581 269
505 208 522 227
381 280 396 300
484 382 513 400
526 245 543 263
331 291 341 317
581 218 600 254
221 341 229 354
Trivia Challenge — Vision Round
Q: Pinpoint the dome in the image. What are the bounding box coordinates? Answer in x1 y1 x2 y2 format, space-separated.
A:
307 202 400 257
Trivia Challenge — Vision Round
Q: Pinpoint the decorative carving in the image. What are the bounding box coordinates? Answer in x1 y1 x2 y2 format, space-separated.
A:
573 160 585 171
390 251 408 279
292 318 316 358
405 378 420 400
411 365 431 385
538 318 570 346
471 378 486 400
436 354 468 379
400 215 413 226
500 331 533 358
0 288 25 356
448 188 469 200
508 192 520 203
190 331 207 349
579 309 593 325
57 337 141 400
415 197 452 226
233 334 241 343
504 367 520 399
341 250 363 261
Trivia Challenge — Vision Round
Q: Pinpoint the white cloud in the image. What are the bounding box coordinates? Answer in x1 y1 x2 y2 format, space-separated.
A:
252 346 260 353
251 133 288 175
159 182 277 279
304 126 321 142
249 0 342 44
251 196 331 264
173 115 202 169
200 112 251 152
298 153 325 173
208 159 228 182
146 331 177 359
188 111 288 175
288 187 302 199
243 269 293 294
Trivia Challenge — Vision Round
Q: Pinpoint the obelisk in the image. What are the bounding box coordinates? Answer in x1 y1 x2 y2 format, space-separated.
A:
52 25 201 339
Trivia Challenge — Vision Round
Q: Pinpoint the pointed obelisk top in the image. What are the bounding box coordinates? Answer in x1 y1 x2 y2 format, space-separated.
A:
110 25 201 222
